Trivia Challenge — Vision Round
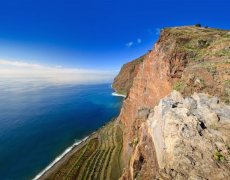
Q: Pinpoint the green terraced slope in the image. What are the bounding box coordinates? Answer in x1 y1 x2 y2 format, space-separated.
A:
41 120 123 180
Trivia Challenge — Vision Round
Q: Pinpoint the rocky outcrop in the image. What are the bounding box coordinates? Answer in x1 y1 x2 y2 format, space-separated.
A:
114 26 230 179
147 91 230 179
112 54 147 96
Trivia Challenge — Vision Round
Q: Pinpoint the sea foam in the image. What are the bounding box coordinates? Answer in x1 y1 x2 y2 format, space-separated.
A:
33 136 89 180
112 92 126 98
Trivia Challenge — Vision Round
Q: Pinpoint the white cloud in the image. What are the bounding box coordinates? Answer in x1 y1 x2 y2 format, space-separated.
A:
126 41 134 48
137 38 142 44
0 59 43 68
126 38 142 47
0 59 117 84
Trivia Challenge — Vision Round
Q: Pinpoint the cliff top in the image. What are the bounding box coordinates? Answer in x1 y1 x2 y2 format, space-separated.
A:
161 26 230 104
113 25 230 103
158 26 230 57
158 25 230 60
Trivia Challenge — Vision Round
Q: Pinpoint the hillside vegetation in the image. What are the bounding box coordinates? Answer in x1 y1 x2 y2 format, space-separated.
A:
42 120 123 180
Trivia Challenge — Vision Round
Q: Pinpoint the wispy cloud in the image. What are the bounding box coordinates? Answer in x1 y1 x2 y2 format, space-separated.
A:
0 59 117 84
137 38 142 44
126 41 134 48
0 60 43 68
126 38 142 48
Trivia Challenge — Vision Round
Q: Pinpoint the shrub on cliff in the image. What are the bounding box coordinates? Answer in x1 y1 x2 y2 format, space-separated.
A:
195 23 201 27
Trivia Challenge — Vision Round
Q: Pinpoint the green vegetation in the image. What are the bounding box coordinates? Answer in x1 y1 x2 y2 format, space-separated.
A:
165 26 230 62
215 48 230 58
117 90 127 96
213 150 225 162
225 80 230 84
199 61 216 68
129 137 138 147
223 60 230 64
47 120 123 180
173 81 186 92
195 24 201 27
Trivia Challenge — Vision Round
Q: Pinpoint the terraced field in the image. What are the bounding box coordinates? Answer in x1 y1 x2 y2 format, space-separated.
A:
42 120 123 180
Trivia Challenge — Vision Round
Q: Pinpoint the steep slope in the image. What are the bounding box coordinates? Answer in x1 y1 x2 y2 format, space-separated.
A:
42 26 230 180
112 54 147 96
114 26 230 179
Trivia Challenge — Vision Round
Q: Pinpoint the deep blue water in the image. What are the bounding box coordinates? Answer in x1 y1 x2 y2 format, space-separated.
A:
0 78 123 180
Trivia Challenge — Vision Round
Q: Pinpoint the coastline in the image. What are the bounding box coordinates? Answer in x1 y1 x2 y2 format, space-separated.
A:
33 135 91 180
112 92 126 98
33 87 123 179
111 84 126 98
33 118 118 179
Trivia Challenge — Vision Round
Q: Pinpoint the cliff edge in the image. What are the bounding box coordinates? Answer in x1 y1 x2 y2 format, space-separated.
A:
114 26 230 179
41 26 230 180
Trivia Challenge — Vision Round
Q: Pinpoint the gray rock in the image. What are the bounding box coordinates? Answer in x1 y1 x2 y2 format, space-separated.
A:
137 107 150 119
147 92 230 179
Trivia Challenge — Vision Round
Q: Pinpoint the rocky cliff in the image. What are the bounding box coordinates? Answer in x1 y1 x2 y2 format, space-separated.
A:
112 54 147 96
147 91 230 179
113 26 230 179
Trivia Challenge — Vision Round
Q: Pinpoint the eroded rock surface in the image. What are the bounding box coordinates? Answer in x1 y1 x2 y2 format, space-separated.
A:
147 91 230 180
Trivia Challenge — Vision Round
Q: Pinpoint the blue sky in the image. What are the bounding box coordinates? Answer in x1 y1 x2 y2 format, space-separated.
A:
0 0 229 81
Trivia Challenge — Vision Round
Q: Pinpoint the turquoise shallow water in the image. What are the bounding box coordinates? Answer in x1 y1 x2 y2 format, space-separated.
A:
0 78 123 180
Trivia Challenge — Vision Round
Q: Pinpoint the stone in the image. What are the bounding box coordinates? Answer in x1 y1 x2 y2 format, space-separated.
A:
147 92 230 179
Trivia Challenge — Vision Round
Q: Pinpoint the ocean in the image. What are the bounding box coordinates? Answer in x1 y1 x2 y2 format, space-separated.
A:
0 78 123 180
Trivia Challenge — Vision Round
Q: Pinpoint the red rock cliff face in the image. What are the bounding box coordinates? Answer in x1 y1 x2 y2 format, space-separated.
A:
112 54 146 96
115 26 230 179
118 31 173 176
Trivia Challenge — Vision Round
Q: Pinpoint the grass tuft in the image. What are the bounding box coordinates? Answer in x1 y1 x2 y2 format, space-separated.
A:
213 150 225 162
173 81 186 92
